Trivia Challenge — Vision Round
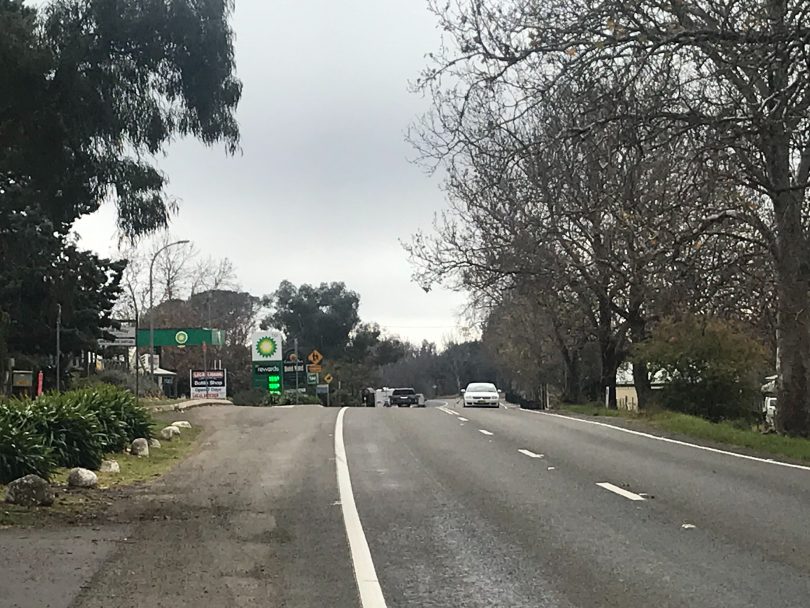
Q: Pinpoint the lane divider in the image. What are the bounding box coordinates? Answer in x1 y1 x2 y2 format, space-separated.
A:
335 408 388 608
518 449 544 459
458 417 469 422
596 482 646 502
479 429 494 436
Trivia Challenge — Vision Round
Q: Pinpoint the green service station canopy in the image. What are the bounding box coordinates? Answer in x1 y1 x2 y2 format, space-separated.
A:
136 328 224 347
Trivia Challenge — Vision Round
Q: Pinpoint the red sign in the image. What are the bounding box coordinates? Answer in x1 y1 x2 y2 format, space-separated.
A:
36 371 44 396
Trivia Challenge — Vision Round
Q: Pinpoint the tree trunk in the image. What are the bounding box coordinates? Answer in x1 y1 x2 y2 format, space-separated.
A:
562 349 583 403
774 216 810 435
629 315 653 410
597 298 619 408
633 361 653 410
600 340 619 409
770 158 810 435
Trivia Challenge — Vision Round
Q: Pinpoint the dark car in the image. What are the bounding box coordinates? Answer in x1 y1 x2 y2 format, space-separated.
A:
389 387 418 407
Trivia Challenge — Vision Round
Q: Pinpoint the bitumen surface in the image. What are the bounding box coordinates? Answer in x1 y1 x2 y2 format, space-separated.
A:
2 401 809 607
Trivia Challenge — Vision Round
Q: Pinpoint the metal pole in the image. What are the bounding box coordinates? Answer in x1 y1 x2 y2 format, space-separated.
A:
148 240 190 388
126 282 139 401
294 337 299 404
55 303 61 392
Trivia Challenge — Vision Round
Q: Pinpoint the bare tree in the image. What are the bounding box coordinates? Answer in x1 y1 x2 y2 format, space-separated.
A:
417 0 809 432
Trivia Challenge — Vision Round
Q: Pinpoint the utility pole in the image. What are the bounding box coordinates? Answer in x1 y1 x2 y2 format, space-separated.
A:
126 282 140 401
55 303 62 392
294 337 299 404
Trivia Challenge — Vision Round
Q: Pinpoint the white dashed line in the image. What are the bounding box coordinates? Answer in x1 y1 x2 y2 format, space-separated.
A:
596 482 646 502
518 449 544 459
479 429 494 436
458 417 469 422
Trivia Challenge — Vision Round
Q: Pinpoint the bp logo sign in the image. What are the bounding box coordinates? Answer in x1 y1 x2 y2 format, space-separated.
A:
256 336 277 358
175 331 189 346
251 331 282 362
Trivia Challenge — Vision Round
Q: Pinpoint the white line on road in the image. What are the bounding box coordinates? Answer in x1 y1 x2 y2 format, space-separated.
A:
438 406 459 416
522 409 810 473
597 482 646 501
335 408 388 608
479 429 494 436
458 417 469 422
518 449 544 459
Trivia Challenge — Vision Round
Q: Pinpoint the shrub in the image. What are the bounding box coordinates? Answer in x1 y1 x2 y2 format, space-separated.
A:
0 402 55 483
70 388 129 452
28 393 105 470
635 315 768 422
72 370 163 397
0 386 153 481
279 391 321 405
232 388 268 406
93 385 152 441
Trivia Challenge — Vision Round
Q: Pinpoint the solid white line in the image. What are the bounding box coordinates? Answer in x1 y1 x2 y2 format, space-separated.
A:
479 429 494 436
597 482 646 501
335 408 388 608
458 417 469 422
518 449 543 459
522 409 810 473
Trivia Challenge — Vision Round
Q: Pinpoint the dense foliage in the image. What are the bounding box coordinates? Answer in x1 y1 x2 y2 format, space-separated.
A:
1 0 241 385
0 385 153 483
636 317 768 422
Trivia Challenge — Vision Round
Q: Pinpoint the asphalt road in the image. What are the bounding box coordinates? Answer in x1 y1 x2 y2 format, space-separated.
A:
2 401 809 607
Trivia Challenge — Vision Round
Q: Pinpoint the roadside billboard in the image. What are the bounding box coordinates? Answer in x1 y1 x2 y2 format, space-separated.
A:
190 369 227 399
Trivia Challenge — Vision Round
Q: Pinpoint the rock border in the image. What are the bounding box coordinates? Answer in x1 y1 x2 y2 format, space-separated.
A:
147 398 232 413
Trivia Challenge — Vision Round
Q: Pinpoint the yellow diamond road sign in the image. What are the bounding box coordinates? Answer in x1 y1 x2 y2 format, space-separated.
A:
323 373 333 384
308 349 324 365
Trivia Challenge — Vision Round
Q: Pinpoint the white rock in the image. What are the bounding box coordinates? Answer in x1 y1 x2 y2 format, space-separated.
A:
172 420 192 429
68 468 98 488
131 437 150 457
149 438 162 449
5 475 54 507
99 460 120 474
160 426 181 441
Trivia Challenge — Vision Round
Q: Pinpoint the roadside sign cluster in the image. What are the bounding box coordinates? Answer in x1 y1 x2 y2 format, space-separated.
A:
250 337 332 397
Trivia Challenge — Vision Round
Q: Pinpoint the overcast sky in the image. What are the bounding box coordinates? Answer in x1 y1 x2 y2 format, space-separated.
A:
74 0 469 346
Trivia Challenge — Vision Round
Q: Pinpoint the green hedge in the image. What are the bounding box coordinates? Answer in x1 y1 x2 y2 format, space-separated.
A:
0 385 154 484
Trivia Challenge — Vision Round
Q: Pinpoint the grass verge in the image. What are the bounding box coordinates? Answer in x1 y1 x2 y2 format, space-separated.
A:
1 426 202 527
558 404 810 463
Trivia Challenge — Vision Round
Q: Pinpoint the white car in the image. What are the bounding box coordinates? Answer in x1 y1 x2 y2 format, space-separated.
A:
462 382 500 408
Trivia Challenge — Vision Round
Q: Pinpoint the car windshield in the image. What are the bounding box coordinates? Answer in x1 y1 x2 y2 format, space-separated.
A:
393 388 415 395
467 383 496 393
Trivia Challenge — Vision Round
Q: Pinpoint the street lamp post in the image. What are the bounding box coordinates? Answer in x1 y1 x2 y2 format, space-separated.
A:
126 282 140 401
149 240 190 387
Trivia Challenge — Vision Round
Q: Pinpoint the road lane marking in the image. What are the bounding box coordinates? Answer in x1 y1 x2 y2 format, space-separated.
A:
522 409 810 473
518 449 544 459
479 429 494 436
458 417 469 422
438 406 457 416
597 482 646 501
335 408 388 608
